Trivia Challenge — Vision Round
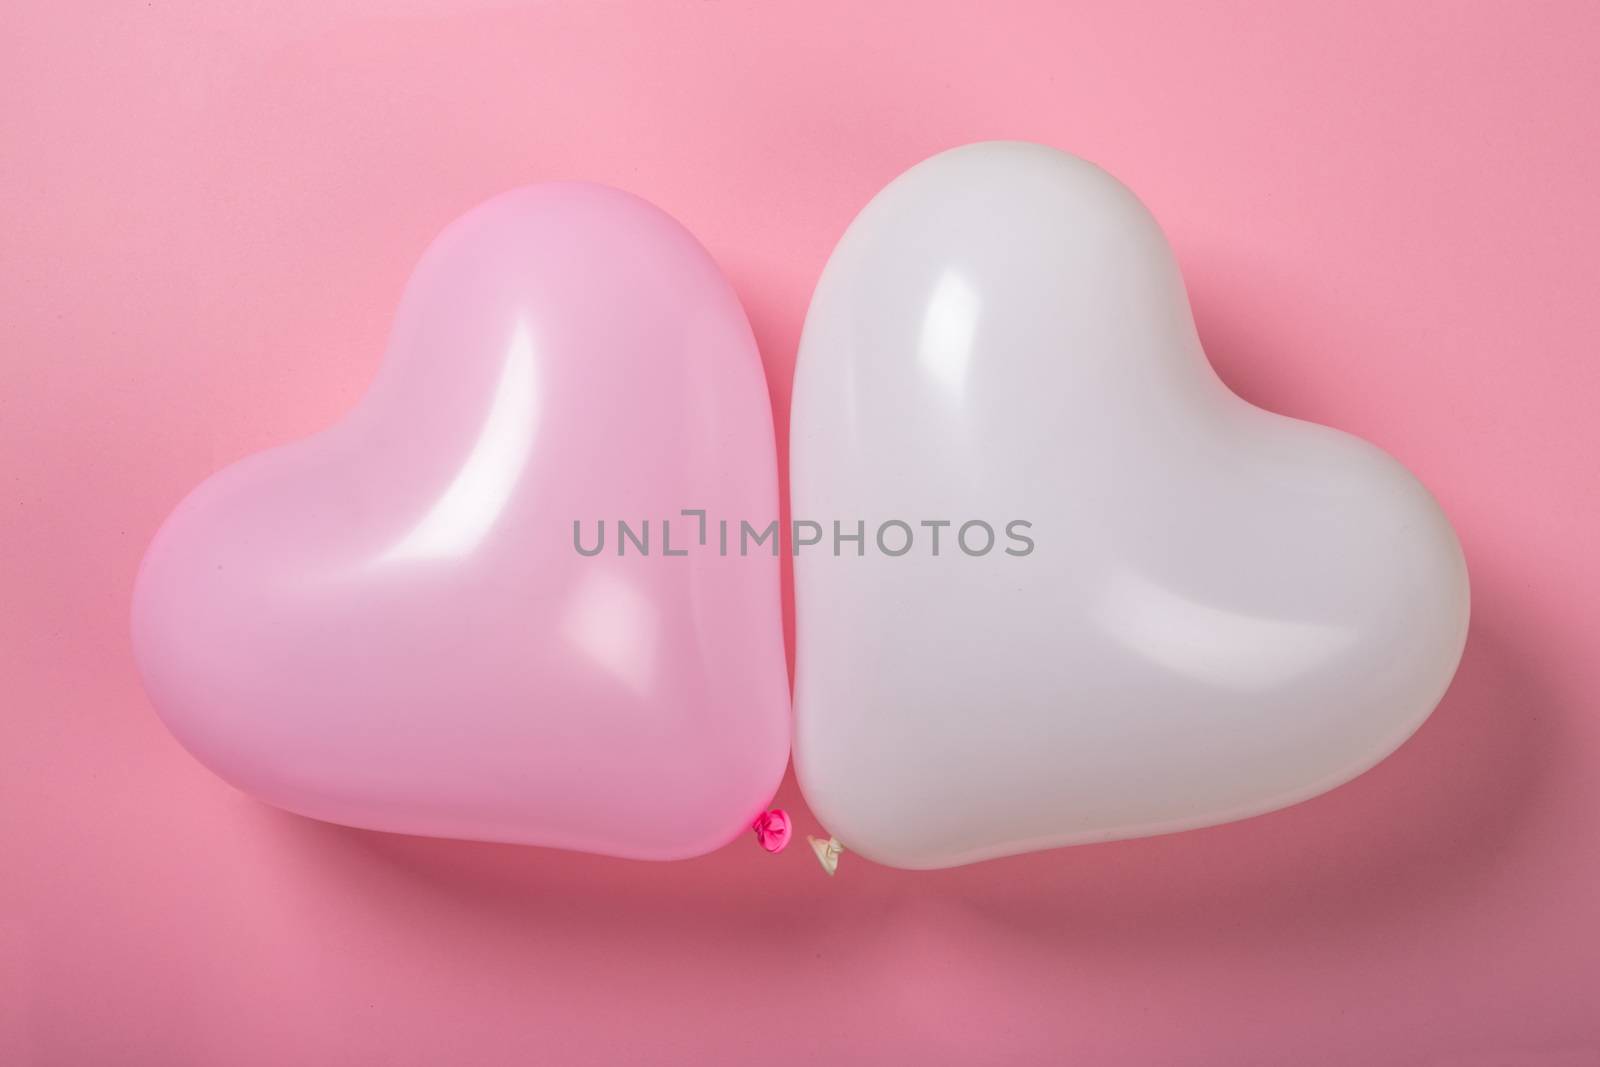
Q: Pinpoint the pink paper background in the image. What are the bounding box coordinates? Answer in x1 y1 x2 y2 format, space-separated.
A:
3 2 1598 1064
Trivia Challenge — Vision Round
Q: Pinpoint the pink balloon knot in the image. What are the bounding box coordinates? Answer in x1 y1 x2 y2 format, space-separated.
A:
752 809 792 853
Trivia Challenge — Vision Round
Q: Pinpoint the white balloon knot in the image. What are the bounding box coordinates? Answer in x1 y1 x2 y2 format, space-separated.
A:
808 835 844 876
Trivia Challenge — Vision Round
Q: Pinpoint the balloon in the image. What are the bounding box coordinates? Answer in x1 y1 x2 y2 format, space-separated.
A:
132 183 790 860
790 142 1469 870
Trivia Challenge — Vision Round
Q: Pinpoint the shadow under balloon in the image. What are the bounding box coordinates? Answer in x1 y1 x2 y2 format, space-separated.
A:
938 613 1551 952
244 606 1548 974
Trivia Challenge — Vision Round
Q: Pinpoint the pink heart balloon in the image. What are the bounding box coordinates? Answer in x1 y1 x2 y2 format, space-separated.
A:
132 184 791 860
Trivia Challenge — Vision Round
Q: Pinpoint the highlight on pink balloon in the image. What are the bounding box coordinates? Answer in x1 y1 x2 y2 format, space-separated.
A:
131 183 791 860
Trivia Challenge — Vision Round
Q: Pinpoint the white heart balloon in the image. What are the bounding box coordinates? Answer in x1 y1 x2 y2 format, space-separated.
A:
790 142 1470 869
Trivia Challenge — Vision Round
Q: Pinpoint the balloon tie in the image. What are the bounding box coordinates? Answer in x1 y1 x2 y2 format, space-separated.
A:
808 835 844 876
751 809 791 853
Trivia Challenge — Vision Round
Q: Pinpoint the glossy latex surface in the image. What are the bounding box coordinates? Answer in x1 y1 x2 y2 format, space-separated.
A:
132 184 790 859
790 143 1470 869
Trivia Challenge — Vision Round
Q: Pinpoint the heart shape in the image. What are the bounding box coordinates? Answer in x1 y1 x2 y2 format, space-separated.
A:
790 142 1470 869
132 184 790 860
